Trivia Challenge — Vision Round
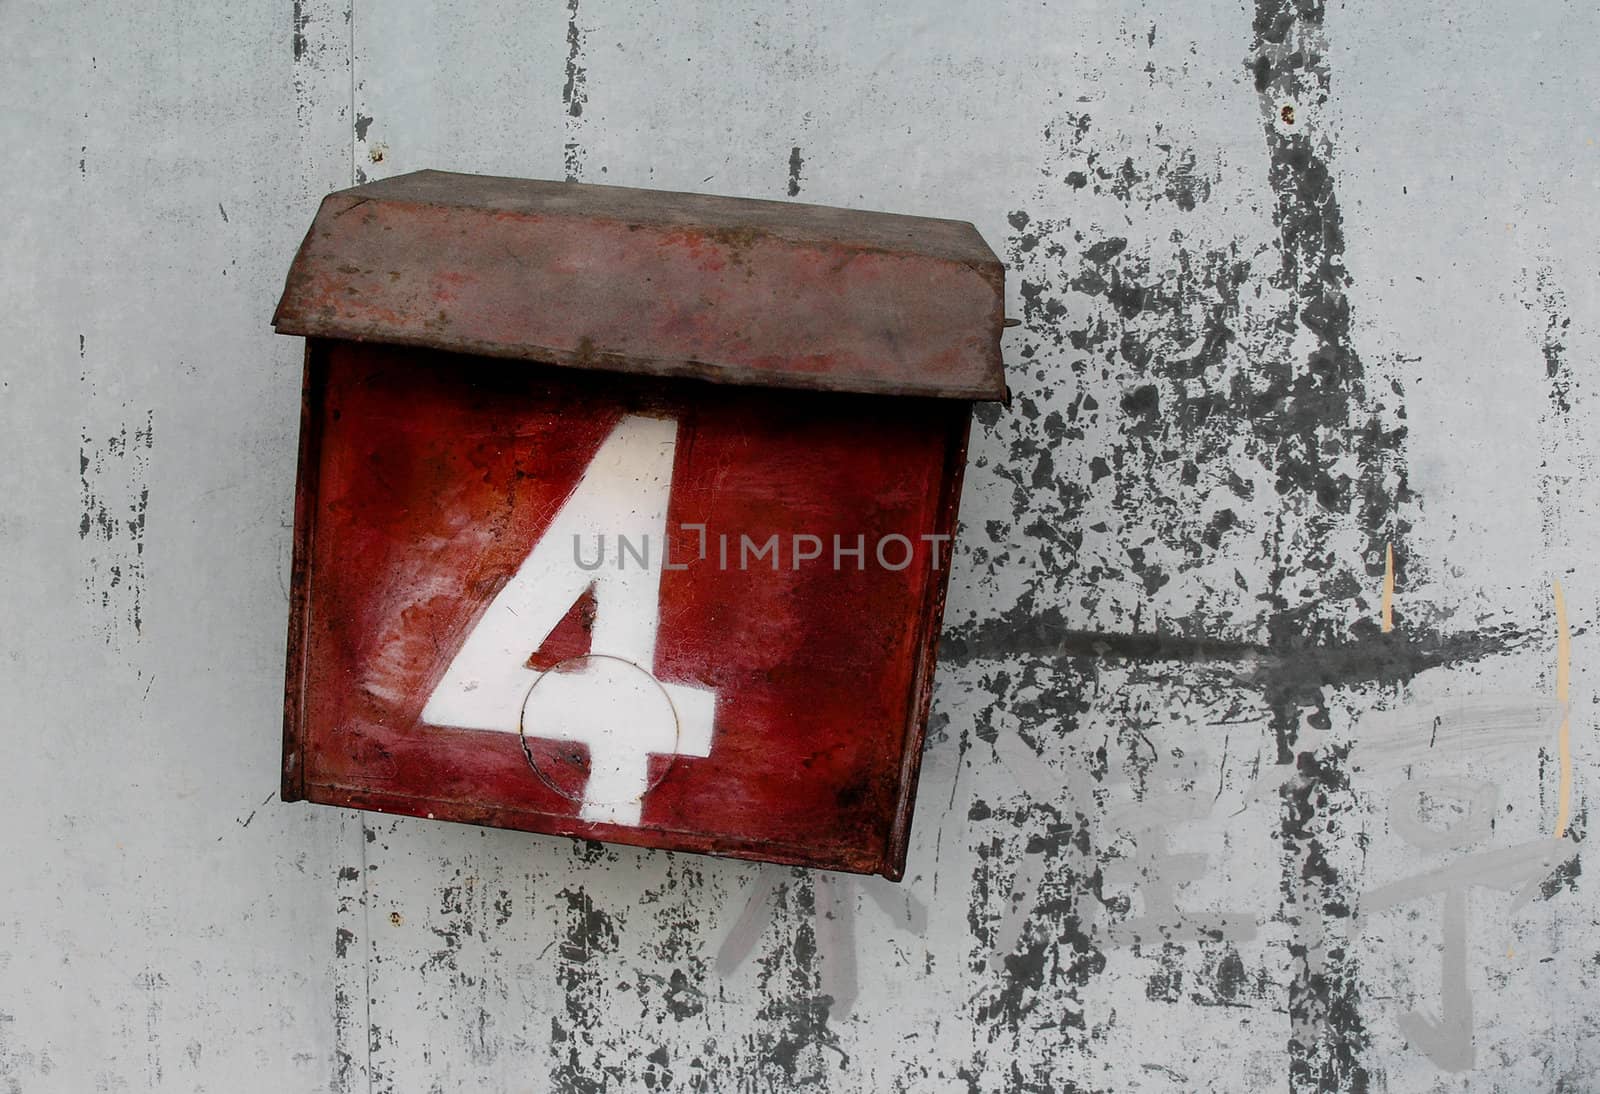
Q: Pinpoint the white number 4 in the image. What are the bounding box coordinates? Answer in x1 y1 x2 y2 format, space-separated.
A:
421 414 716 826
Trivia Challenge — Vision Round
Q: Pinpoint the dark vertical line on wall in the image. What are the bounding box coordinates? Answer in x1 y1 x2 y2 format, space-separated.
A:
291 1 310 141
1534 263 1574 417
550 878 620 1092
1249 0 1398 1088
360 820 375 1094
787 146 803 196
349 0 357 187
562 0 586 182
77 411 154 651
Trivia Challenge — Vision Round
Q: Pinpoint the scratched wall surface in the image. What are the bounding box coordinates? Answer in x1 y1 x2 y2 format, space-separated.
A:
2 1 1596 1090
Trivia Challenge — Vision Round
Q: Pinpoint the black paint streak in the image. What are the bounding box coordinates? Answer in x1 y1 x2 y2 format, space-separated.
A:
78 411 154 643
562 0 585 119
745 875 847 1087
1250 0 1392 1086
292 0 308 61
1533 263 1573 415
971 801 1105 1048
947 605 1534 721
331 829 369 1094
632 859 711 1029
551 884 620 1094
958 637 1106 1083
562 0 587 183
788 146 803 197
947 608 1270 666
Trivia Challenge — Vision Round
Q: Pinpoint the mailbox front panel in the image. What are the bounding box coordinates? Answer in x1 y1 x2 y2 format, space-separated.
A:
285 341 967 877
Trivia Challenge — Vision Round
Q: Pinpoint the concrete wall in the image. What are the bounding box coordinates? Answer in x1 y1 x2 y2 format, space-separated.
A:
3 1 1596 1090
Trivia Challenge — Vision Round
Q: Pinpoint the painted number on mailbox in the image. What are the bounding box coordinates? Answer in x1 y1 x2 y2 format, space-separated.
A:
421 414 717 826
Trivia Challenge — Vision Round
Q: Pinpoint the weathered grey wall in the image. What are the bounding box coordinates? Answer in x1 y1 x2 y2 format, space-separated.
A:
3 1 1596 1090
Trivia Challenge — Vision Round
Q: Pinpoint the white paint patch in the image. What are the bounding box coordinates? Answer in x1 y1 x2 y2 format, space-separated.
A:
421 414 717 825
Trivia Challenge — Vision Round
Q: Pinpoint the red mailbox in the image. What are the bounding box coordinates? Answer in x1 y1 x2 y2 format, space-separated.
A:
272 170 1005 878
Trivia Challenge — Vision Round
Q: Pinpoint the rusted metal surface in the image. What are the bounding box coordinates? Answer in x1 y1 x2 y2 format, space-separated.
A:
271 170 1006 400
283 341 974 878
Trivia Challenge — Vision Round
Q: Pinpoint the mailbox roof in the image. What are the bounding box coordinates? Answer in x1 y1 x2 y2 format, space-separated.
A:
272 170 1005 400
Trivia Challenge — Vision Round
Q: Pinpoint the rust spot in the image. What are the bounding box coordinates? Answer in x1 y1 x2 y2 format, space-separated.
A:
389 911 403 926
369 145 387 164
706 224 765 263
1280 103 1296 126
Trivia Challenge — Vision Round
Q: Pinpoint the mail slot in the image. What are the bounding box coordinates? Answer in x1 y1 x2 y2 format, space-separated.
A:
272 169 1006 879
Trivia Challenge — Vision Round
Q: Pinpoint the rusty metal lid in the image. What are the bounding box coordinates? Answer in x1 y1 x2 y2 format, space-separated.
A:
271 170 1005 401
